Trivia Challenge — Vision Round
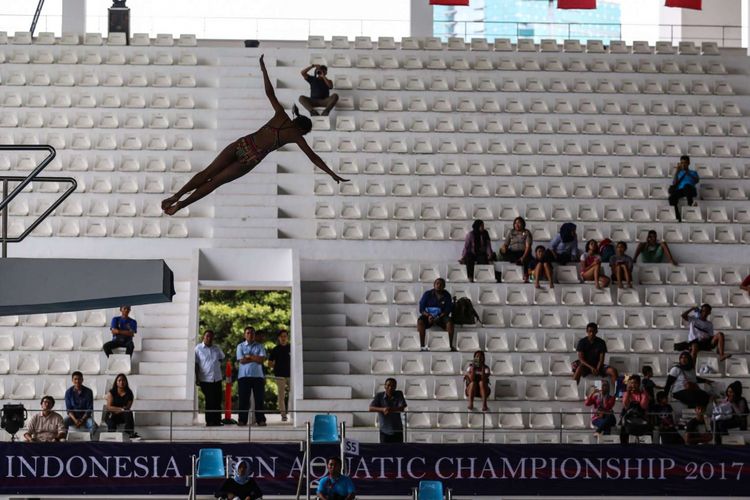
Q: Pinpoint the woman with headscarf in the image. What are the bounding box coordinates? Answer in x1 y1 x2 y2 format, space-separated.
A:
546 222 580 265
584 380 616 435
713 380 749 444
664 351 713 408
215 459 263 500
459 219 493 282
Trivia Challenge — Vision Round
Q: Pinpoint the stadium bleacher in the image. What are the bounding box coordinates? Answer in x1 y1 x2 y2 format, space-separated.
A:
0 31 749 447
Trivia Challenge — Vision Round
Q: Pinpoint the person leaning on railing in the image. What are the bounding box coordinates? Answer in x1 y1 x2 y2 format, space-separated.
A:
369 378 407 443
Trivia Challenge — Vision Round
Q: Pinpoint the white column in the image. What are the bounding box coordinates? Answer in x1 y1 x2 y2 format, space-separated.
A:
411 0 433 37
62 0 86 35
743 0 750 51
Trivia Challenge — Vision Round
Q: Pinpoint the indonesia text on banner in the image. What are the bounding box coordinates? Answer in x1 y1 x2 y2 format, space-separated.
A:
665 0 702 9
430 0 470 5
558 0 597 9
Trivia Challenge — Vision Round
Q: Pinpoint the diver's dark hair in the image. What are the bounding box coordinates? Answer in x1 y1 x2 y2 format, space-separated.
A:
291 104 312 135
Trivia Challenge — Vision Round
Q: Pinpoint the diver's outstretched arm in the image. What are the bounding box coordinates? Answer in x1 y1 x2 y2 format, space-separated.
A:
259 54 285 114
295 137 348 184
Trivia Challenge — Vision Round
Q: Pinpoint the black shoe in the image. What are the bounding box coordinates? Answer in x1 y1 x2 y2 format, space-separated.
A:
130 432 141 440
257 422 267 427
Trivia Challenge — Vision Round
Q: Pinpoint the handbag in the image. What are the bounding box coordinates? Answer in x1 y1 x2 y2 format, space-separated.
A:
712 402 734 422
622 406 651 436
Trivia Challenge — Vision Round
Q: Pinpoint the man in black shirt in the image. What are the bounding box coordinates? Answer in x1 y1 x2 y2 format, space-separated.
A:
299 64 339 116
268 330 291 422
572 322 619 390
369 378 407 443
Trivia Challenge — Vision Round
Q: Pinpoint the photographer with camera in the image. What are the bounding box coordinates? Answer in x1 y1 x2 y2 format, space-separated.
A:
299 64 339 116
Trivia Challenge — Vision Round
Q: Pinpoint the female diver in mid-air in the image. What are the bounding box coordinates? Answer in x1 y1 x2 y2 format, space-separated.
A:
162 54 348 215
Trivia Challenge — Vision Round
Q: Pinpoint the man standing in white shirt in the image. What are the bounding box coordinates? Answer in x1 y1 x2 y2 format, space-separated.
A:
194 330 225 426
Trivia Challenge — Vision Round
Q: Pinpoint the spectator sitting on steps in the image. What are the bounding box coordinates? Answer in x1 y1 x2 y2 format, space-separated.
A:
23 396 66 442
459 219 494 283
103 305 136 357
464 351 491 412
64 371 98 438
572 322 619 390
664 351 713 409
681 303 731 363
685 403 713 445
584 381 616 436
498 216 533 281
417 278 454 351
299 64 339 116
632 230 678 265
668 155 699 222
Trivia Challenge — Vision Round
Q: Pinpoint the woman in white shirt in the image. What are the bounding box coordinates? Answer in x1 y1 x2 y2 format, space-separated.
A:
664 351 712 408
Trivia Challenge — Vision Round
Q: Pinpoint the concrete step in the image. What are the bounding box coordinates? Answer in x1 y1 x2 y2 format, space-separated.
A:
301 313 346 326
139 361 187 375
303 361 349 375
303 337 348 351
213 206 277 219
301 291 344 304
142 339 190 351
131 374 185 387
301 303 351 315
220 182 278 196
139 351 188 362
140 314 189 328
303 385 352 399
212 218 279 228
137 386 187 400
140 327 189 340
212 226 278 239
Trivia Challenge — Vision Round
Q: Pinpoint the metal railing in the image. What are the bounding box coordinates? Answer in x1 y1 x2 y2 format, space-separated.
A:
0 13 743 46
48 407 746 445
434 20 744 47
0 145 76 258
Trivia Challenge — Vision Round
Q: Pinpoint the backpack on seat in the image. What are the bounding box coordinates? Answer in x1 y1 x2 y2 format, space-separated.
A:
621 405 651 436
452 297 479 325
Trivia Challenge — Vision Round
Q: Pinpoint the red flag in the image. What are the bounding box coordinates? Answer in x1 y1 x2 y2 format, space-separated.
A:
557 0 596 9
430 0 470 5
665 0 701 9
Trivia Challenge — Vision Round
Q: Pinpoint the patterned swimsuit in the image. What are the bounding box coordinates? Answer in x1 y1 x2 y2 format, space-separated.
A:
235 124 284 166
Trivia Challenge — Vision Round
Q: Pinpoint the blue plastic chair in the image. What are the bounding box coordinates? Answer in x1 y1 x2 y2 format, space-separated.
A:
418 480 444 500
196 448 225 478
312 414 339 443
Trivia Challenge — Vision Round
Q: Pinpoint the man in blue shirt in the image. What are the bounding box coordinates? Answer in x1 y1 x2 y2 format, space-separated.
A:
417 278 454 351
317 456 356 500
104 305 137 357
236 327 267 426
668 155 699 222
64 371 97 437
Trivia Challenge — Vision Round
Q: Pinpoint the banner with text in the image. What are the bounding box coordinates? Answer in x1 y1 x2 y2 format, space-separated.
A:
1 442 749 496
